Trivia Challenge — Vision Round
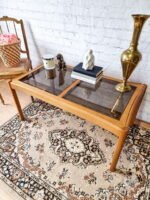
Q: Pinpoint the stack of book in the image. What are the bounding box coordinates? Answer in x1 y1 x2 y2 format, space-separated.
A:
71 62 103 84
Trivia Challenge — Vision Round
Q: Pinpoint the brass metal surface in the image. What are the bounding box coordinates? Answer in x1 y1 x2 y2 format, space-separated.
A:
111 93 123 114
116 14 150 92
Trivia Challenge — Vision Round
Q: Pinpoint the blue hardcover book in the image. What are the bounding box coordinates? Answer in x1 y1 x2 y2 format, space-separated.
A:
73 62 103 78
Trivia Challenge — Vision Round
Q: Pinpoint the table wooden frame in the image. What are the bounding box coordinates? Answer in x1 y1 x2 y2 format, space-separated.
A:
10 65 147 171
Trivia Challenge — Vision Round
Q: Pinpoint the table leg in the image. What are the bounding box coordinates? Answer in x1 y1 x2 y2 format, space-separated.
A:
8 81 25 121
0 93 4 104
110 130 128 172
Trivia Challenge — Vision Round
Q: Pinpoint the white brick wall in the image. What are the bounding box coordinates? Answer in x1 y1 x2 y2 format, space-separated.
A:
0 0 150 122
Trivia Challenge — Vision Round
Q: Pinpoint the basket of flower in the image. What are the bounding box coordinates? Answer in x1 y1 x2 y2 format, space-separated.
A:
0 34 20 67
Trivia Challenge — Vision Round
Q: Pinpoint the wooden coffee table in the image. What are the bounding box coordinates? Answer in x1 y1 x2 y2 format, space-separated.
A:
10 65 147 171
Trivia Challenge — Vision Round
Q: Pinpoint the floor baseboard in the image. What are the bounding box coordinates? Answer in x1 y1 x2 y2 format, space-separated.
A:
135 119 150 129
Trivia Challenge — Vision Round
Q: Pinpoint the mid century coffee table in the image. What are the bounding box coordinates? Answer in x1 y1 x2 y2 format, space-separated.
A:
10 65 146 171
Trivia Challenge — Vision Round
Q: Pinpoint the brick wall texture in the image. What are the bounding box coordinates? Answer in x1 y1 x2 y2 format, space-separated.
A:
0 0 150 122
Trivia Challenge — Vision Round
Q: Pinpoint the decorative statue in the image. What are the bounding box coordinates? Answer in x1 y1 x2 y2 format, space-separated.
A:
55 53 66 86
56 53 66 71
82 49 95 70
116 14 150 92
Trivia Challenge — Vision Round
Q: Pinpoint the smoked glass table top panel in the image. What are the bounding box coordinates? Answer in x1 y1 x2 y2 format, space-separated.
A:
21 66 136 120
64 79 136 119
21 67 74 95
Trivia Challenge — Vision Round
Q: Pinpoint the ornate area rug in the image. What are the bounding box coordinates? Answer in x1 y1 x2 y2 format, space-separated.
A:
0 100 149 200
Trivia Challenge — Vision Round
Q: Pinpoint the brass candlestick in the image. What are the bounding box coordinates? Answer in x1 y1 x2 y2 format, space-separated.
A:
116 14 150 92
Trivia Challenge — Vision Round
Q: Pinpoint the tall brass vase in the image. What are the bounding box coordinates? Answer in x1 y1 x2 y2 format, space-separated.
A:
116 14 150 92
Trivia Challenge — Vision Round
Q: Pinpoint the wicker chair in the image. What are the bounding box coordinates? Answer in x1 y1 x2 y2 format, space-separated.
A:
0 16 32 104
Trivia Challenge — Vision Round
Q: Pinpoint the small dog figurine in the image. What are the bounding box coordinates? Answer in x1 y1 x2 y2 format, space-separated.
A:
56 53 66 71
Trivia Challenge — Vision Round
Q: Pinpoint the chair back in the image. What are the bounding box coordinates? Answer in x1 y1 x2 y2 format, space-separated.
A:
0 16 31 64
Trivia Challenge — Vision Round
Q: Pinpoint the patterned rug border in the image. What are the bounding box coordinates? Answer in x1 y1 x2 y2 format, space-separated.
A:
0 102 31 129
0 150 68 200
0 100 45 128
0 100 69 200
0 100 150 200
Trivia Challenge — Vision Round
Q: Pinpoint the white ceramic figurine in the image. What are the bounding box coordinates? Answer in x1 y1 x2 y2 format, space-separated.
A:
82 49 95 70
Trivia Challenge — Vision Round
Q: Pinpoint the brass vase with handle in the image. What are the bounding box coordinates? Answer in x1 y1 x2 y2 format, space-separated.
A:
116 14 150 92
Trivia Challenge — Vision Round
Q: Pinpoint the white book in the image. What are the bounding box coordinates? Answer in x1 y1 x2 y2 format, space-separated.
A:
71 71 103 84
